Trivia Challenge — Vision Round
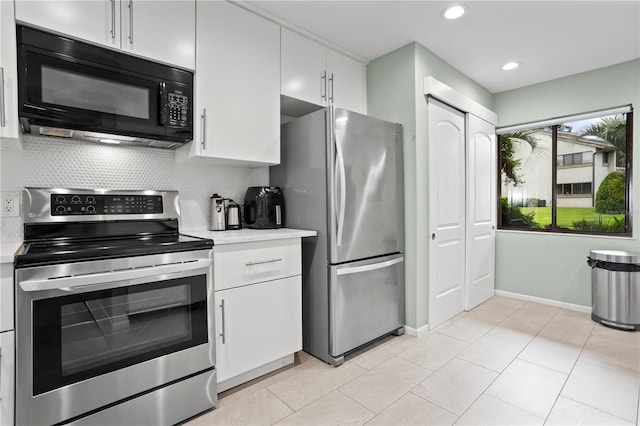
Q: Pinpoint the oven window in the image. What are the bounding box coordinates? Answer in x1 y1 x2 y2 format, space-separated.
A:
32 276 208 396
41 66 150 119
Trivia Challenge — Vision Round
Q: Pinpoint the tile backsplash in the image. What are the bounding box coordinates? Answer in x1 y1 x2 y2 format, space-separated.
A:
0 136 268 241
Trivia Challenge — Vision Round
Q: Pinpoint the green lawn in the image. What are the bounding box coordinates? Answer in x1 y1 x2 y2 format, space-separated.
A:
520 207 624 229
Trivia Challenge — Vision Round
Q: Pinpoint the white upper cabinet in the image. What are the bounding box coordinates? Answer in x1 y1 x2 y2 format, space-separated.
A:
14 0 195 70
326 49 367 114
281 28 327 107
181 1 280 166
0 0 20 141
281 28 366 114
120 0 195 70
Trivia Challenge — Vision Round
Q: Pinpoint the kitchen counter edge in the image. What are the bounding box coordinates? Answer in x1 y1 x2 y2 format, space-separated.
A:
183 228 317 245
0 242 22 264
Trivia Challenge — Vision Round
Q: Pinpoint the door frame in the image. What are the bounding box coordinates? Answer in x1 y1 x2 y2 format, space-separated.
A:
424 77 498 328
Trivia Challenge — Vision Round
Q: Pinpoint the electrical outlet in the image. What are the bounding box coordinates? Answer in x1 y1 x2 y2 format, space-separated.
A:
2 192 20 217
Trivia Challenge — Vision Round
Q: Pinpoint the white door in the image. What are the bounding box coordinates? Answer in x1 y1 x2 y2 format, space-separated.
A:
195 1 280 164
121 0 195 69
428 99 466 329
0 0 20 140
281 28 327 106
326 49 366 114
215 277 302 385
465 114 496 310
14 0 120 50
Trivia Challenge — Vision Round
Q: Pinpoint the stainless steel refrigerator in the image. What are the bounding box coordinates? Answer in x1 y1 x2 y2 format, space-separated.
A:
270 107 404 365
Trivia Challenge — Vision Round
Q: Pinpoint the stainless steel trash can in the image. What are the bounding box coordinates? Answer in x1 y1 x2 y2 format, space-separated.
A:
587 250 640 331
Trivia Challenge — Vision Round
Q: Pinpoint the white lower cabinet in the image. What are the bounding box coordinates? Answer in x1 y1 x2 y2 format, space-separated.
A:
215 276 301 387
213 238 302 392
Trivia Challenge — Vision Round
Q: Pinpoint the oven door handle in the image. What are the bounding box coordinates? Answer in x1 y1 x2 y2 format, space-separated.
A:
19 258 212 292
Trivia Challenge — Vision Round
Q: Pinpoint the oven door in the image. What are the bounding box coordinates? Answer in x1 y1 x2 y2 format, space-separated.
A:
15 250 214 426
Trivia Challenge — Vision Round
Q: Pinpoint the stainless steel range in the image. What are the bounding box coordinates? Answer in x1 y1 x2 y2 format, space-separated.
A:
14 188 216 426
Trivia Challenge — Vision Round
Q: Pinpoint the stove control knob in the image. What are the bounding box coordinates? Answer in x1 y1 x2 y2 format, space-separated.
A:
85 196 96 204
55 205 66 214
55 195 67 204
71 195 82 204
86 205 96 214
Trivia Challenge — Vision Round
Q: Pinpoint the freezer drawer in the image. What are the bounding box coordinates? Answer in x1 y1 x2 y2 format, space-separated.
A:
330 254 404 357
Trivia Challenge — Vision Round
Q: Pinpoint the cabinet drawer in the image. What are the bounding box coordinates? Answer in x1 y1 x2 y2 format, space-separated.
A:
213 238 301 291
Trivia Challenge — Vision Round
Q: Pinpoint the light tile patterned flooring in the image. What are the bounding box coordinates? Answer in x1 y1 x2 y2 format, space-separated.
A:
186 296 640 425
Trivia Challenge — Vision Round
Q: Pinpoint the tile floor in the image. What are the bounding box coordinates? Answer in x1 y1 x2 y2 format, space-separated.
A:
186 296 640 425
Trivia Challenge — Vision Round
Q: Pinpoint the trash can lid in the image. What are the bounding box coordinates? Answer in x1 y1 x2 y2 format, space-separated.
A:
589 249 640 264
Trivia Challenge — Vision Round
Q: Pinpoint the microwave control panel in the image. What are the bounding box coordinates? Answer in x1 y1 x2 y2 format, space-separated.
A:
51 194 164 216
167 89 190 128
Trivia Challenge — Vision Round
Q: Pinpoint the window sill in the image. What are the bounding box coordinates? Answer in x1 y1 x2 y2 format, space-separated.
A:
496 228 634 240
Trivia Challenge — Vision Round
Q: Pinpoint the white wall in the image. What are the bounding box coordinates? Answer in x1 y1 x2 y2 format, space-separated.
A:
493 59 639 307
0 136 268 242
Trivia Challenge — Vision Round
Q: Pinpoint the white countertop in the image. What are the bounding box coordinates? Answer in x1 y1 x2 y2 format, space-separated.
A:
183 228 317 245
0 242 21 264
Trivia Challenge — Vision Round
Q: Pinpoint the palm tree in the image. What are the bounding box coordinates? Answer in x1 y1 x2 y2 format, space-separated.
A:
580 115 626 166
499 129 540 186
580 115 626 151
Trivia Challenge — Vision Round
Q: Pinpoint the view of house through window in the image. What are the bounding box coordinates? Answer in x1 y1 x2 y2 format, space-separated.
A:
499 110 632 235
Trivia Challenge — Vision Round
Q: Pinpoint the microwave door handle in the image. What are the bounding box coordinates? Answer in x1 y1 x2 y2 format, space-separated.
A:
159 82 167 125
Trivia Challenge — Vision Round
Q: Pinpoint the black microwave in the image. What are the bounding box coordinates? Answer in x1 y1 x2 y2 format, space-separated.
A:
17 25 193 149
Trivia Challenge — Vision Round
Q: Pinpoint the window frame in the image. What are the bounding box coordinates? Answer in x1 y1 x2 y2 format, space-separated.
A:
497 111 633 237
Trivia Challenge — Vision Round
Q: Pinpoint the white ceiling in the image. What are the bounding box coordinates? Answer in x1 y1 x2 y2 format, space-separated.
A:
246 0 640 94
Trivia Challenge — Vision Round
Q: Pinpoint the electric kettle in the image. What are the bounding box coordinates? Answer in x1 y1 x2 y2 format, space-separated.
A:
209 193 226 231
226 200 241 230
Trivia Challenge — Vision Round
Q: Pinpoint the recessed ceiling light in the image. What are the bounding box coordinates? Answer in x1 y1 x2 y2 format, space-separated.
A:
502 61 521 71
442 5 466 20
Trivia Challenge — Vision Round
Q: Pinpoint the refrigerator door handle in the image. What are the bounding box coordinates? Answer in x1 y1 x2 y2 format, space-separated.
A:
334 119 346 247
337 256 404 276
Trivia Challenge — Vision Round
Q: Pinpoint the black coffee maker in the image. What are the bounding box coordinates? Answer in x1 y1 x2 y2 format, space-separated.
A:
243 186 285 229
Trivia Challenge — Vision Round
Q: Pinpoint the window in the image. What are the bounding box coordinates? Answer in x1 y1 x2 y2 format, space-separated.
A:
499 108 632 235
557 182 592 195
557 151 593 166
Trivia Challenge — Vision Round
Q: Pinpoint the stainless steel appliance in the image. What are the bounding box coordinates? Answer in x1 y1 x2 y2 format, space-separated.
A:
14 188 216 426
209 193 226 231
17 25 193 149
270 107 404 365
243 186 285 229
225 200 242 230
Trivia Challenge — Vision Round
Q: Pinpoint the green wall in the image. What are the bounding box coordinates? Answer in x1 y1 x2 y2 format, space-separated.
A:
368 42 639 325
367 42 493 329
493 59 640 307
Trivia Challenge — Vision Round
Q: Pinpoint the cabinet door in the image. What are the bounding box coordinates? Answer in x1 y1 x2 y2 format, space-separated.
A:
281 28 327 107
14 0 120 50
215 276 302 384
327 49 367 114
121 0 195 69
194 1 280 165
0 0 20 141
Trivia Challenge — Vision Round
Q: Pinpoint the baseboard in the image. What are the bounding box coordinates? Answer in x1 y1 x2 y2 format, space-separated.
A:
404 323 429 337
495 290 591 314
